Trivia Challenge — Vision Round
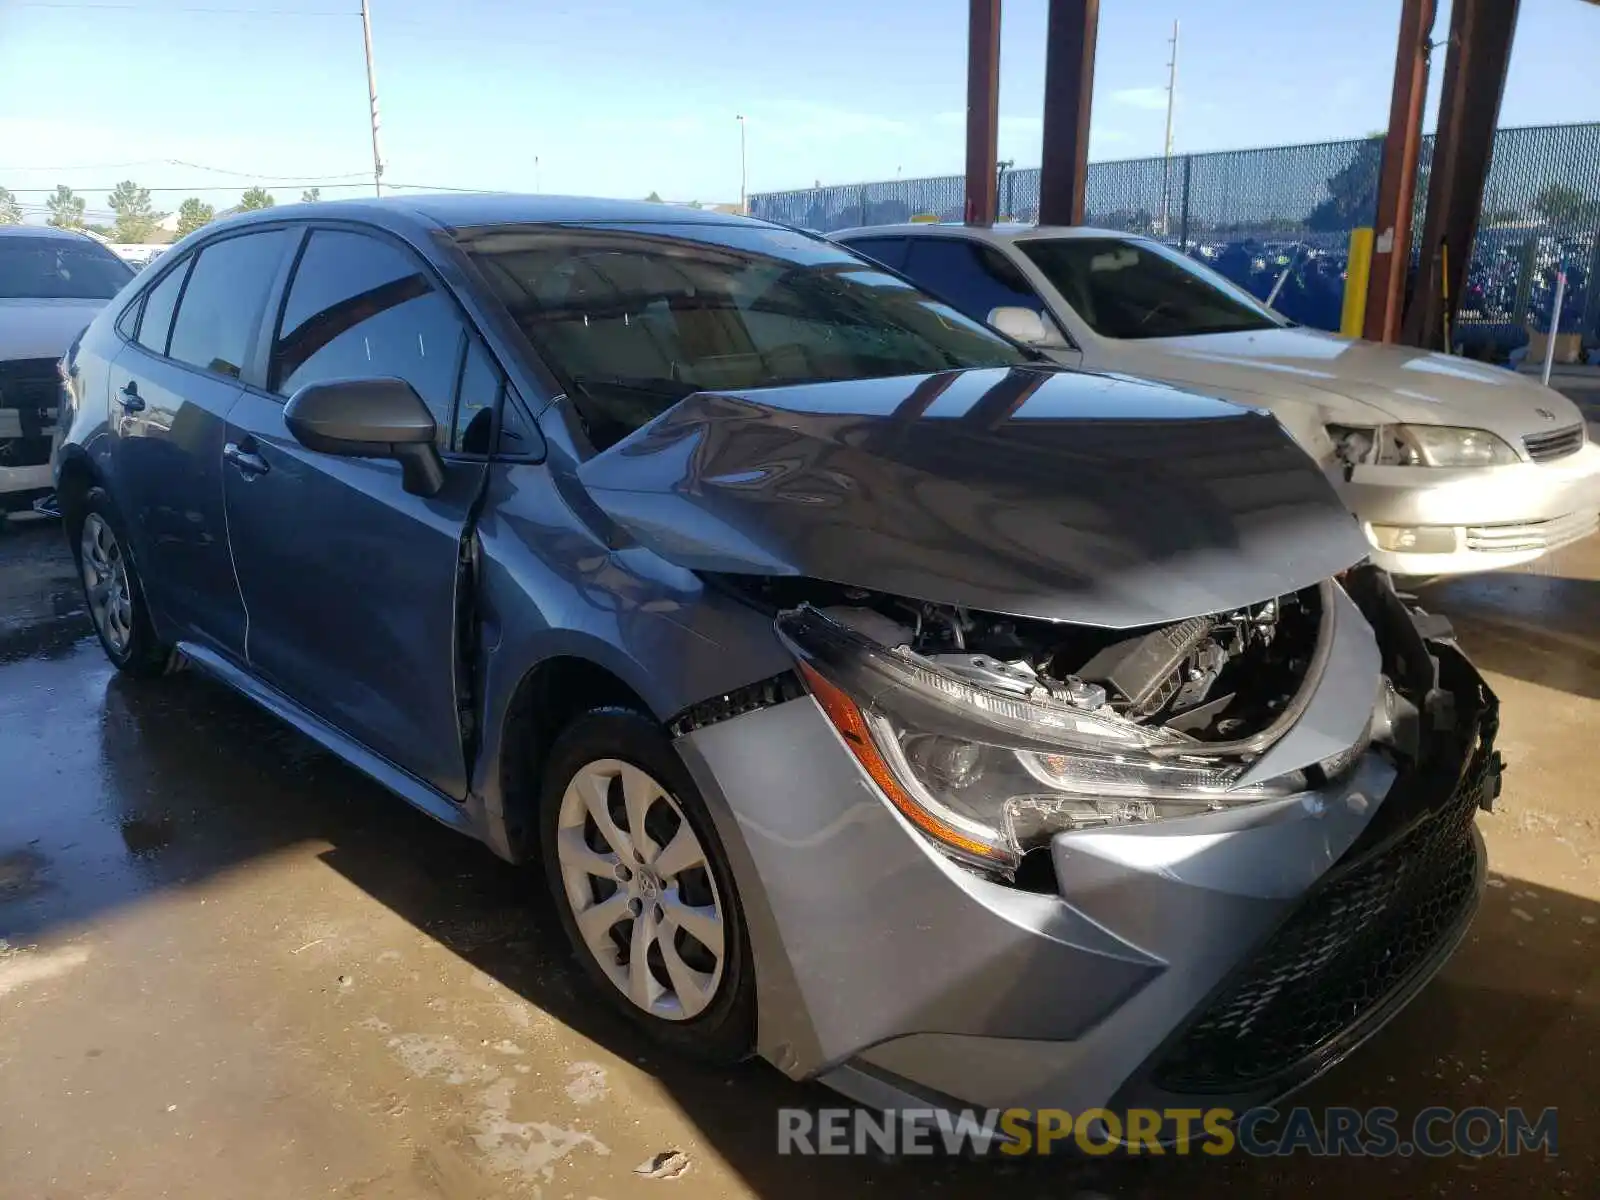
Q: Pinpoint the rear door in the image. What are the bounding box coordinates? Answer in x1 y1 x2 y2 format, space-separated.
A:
221 226 493 799
106 229 295 656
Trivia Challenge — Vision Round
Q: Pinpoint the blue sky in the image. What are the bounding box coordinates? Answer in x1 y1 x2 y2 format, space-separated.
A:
2 0 1598 220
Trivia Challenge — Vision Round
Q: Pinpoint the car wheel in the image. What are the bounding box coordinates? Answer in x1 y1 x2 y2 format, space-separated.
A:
539 706 754 1063
72 487 174 677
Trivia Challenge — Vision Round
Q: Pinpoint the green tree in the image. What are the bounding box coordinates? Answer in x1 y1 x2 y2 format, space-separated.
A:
238 187 276 211
0 187 22 225
175 197 215 237
108 180 164 243
46 185 85 229
644 190 663 202
1306 137 1382 233
1533 183 1593 228
300 187 321 203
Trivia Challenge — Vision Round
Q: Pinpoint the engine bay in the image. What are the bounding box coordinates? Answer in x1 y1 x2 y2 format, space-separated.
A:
722 576 1326 749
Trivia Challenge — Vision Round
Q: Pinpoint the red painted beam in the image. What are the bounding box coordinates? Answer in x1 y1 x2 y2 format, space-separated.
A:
1403 0 1522 349
1364 0 1436 343
964 0 1002 225
1038 0 1100 227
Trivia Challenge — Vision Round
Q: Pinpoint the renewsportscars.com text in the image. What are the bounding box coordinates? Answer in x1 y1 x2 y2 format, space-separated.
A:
777 1105 1559 1158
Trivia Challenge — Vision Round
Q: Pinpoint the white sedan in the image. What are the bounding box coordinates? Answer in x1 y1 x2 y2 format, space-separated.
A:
1 227 133 519
833 222 1600 578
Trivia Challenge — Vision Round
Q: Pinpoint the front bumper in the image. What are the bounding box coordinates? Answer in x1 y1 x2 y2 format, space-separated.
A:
676 602 1497 1122
0 463 55 511
1343 441 1600 575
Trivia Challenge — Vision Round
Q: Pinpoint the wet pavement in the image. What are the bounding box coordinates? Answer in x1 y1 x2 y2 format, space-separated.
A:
1 513 1595 1198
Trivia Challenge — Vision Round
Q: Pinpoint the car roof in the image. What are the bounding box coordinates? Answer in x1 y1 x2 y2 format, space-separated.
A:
0 225 104 242
830 222 1141 243
213 193 784 235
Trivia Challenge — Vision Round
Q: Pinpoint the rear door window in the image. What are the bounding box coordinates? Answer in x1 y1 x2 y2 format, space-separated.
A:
901 238 1048 325
840 237 909 272
272 229 466 449
166 230 295 379
134 258 191 356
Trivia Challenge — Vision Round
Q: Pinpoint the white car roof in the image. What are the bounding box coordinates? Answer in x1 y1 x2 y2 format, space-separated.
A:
829 223 1142 244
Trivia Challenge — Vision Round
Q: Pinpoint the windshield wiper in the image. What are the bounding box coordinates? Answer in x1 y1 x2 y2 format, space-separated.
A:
566 374 697 400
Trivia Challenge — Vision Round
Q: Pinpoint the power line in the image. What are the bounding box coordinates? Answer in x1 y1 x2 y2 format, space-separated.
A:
1 181 380 194
11 2 354 14
164 160 372 181
0 157 370 181
4 182 498 195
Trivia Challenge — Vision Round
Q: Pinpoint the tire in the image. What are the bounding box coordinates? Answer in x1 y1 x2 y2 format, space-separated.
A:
69 486 174 678
539 706 755 1063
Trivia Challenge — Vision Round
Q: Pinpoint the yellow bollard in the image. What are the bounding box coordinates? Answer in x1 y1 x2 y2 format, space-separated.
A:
1341 227 1374 338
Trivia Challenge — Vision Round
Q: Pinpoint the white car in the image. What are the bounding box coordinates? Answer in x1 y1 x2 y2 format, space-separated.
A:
833 223 1600 578
0 226 133 521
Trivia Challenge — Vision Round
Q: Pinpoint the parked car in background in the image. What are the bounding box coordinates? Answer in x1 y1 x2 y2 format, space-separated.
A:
57 197 1499 1140
109 244 168 269
0 226 134 522
833 223 1600 578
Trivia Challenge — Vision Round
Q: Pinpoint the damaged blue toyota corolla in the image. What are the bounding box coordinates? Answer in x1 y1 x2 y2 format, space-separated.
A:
55 196 1502 1138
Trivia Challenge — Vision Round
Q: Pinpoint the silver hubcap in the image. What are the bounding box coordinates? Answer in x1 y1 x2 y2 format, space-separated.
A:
556 759 725 1021
81 513 133 655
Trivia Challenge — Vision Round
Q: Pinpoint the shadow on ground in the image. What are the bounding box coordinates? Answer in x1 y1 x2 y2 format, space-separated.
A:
1415 540 1600 702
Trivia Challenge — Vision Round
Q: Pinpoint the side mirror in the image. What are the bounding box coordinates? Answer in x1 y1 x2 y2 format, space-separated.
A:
987 305 1056 347
284 377 445 497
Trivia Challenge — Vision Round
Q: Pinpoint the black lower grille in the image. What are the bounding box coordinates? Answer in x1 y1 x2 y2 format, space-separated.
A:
0 436 53 468
1152 724 1494 1095
2 358 61 472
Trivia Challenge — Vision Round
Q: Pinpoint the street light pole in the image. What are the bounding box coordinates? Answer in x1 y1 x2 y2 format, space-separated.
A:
1160 18 1179 234
737 114 747 213
360 0 385 197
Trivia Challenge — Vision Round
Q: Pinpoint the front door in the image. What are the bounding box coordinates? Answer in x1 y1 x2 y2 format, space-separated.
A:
108 229 295 656
221 227 494 799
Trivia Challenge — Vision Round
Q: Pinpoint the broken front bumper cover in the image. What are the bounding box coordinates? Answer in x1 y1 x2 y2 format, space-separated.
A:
675 572 1498 1126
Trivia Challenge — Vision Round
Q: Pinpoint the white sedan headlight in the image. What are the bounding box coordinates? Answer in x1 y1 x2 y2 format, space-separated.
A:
1376 424 1519 468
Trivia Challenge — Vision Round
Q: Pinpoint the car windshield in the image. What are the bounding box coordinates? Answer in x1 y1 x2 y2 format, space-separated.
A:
0 236 134 300
1017 236 1282 340
460 222 1031 449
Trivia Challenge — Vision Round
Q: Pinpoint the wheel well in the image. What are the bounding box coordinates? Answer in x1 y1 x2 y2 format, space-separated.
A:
55 455 97 536
498 656 652 860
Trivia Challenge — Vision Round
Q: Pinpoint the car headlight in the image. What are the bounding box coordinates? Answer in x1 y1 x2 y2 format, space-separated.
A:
1374 424 1519 468
776 606 1315 876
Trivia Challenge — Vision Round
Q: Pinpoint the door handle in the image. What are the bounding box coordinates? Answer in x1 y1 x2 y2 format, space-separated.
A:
117 381 145 413
224 441 270 477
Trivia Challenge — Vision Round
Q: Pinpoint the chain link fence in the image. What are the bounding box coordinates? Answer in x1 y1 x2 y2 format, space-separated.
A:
751 122 1600 352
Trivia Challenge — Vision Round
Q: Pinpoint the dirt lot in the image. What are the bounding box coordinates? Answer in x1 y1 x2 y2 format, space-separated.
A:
1 515 1594 1199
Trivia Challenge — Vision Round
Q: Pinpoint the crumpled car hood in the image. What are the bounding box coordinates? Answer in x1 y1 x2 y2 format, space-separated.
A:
575 366 1370 628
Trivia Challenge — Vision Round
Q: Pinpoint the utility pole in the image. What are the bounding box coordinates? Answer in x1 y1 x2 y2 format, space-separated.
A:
736 114 747 213
1160 18 1179 235
360 0 385 197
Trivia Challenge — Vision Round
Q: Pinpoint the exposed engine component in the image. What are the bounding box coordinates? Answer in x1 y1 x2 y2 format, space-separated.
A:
1076 615 1214 718
724 575 1324 747
926 652 1108 711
